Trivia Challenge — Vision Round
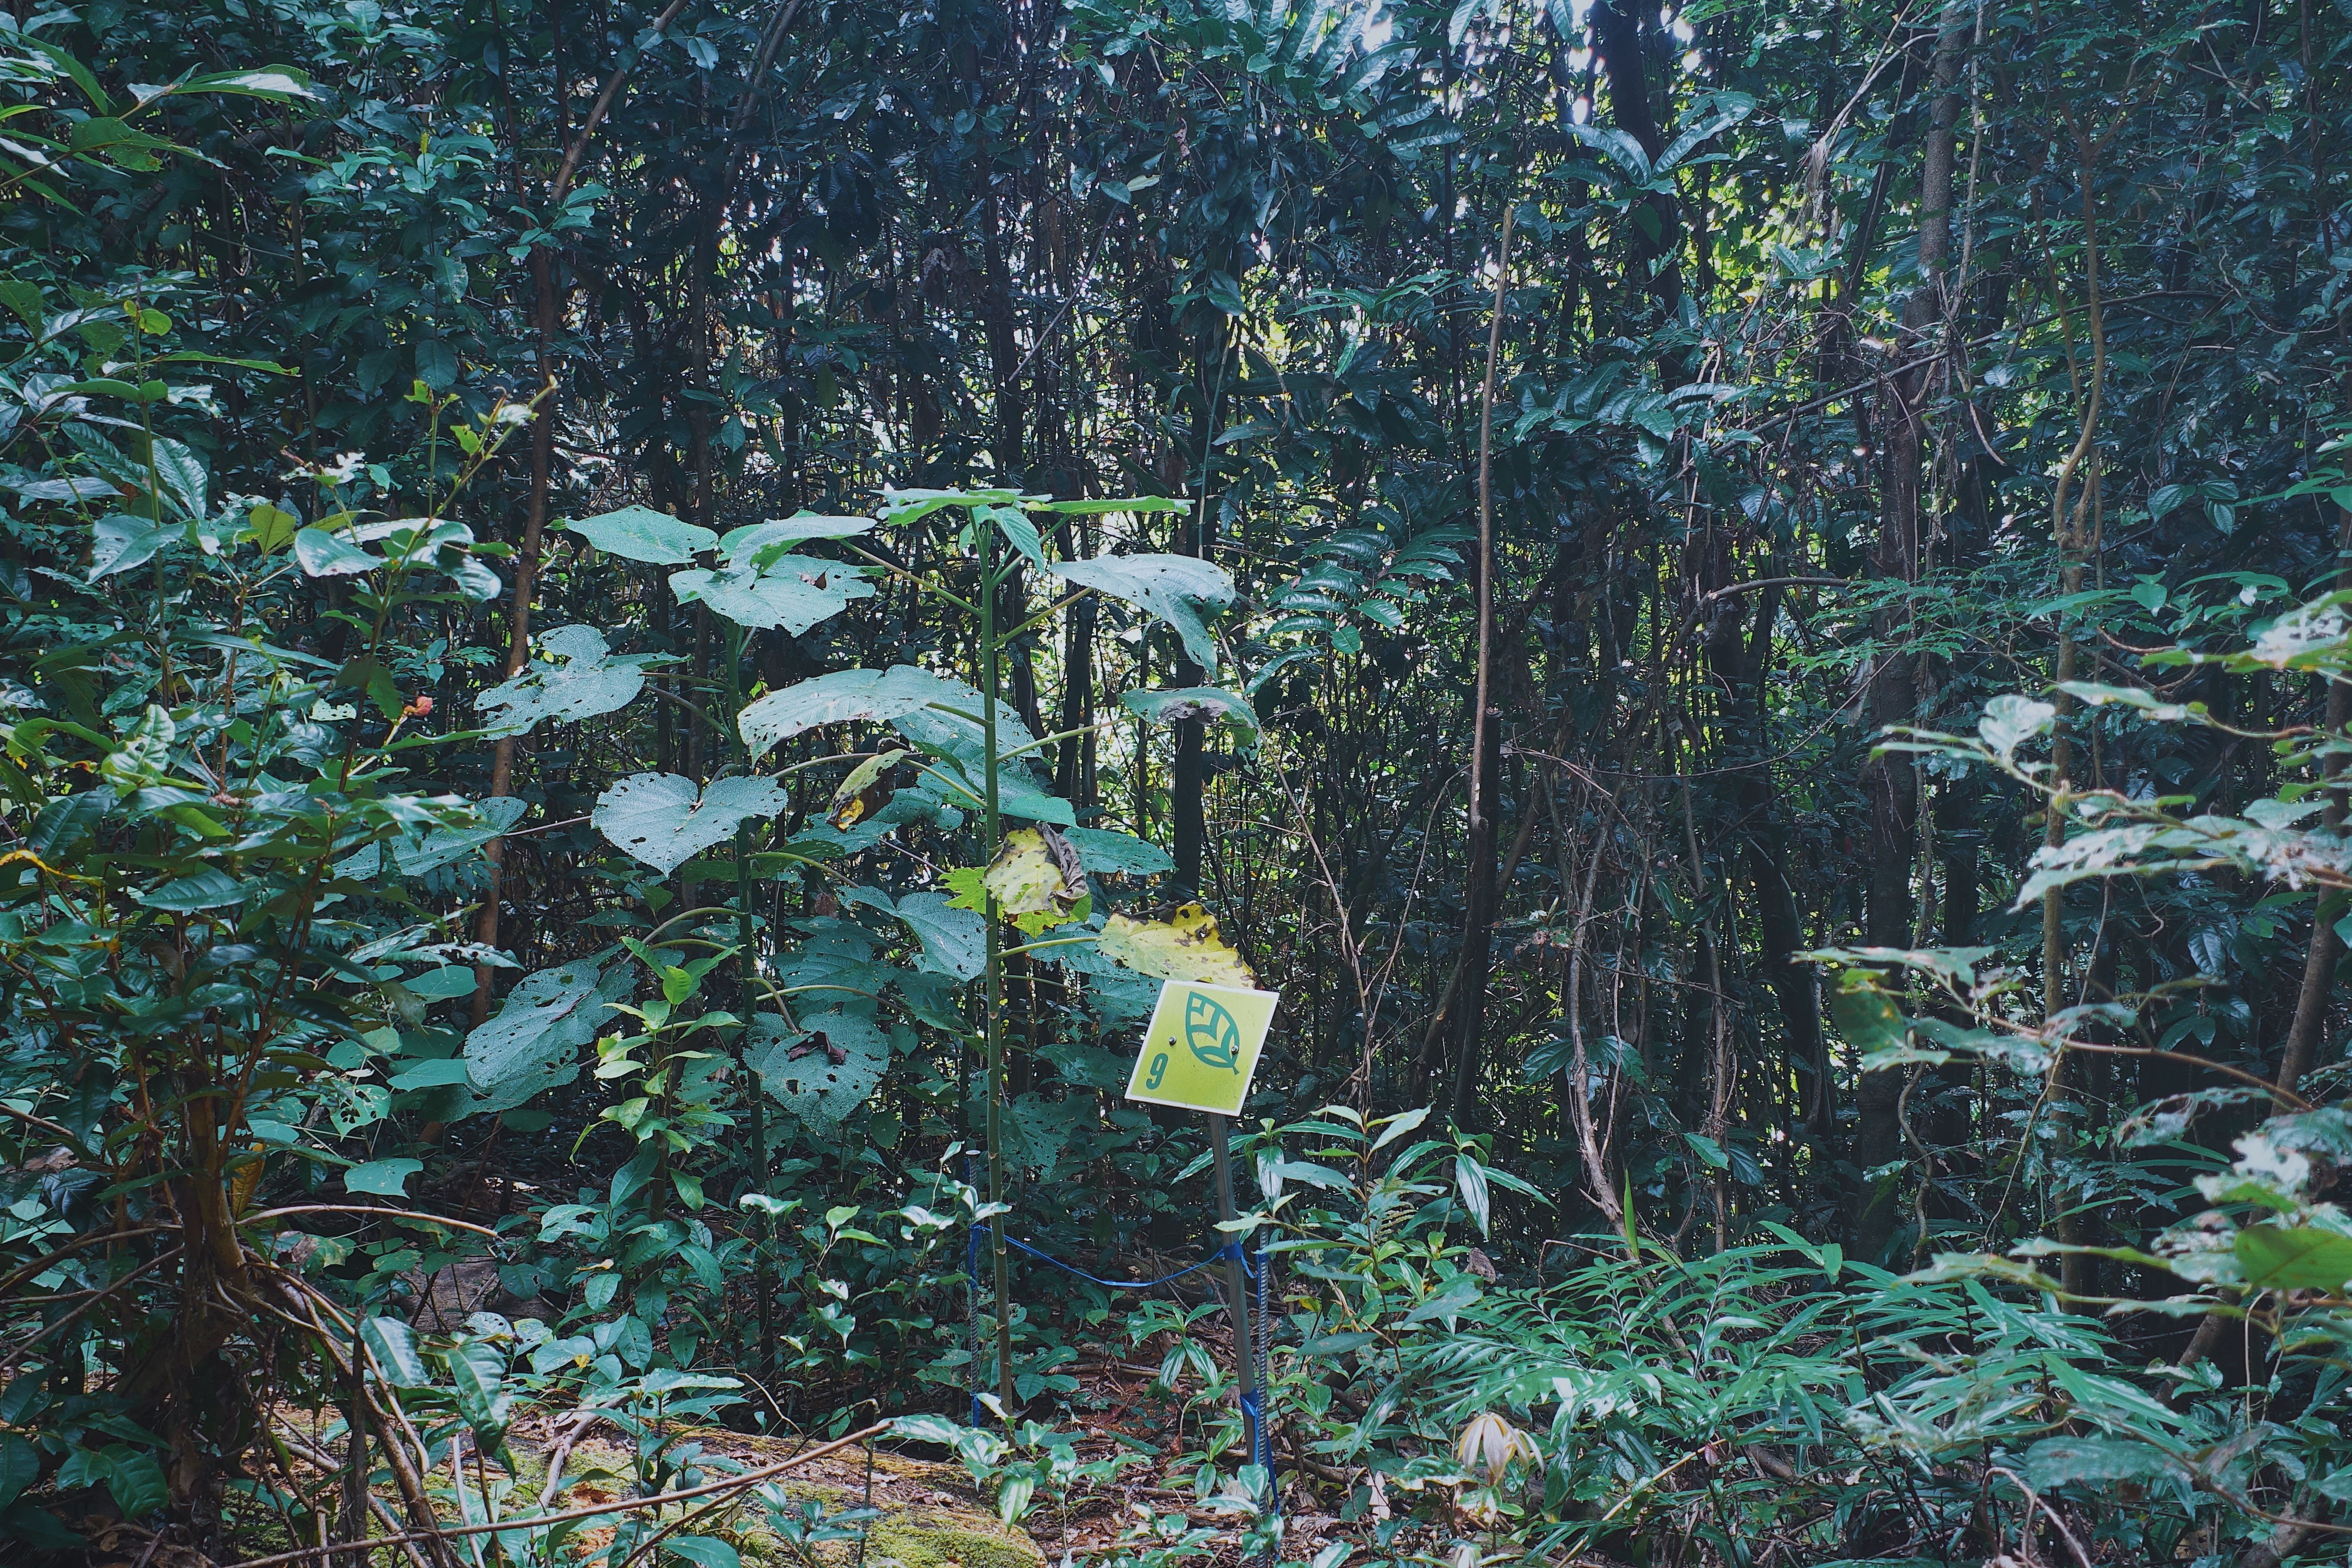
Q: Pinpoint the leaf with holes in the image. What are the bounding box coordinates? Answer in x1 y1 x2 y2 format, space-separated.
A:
751 1011 890 1126
594 773 791 875
477 625 662 734
466 961 631 1108
894 891 986 981
1097 903 1255 987
670 558 874 634
1049 553 1235 669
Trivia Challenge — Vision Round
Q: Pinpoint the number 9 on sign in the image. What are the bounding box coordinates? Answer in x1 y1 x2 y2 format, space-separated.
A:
1124 980 1280 1116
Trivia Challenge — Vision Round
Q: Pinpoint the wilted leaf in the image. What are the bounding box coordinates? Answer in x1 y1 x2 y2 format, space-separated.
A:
827 748 907 829
1097 903 1256 986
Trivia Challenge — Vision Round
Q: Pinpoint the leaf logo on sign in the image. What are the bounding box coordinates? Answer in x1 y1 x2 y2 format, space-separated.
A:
1185 989 1243 1072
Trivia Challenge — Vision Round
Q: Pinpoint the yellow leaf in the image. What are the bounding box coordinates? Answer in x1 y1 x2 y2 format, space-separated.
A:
1097 903 1256 987
826 747 906 829
979 827 1084 918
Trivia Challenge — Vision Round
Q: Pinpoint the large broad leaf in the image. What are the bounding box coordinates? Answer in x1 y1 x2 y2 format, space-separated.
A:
2021 1436 2184 1491
2236 1224 2352 1291
880 486 1020 525
361 1317 431 1387
1122 686 1260 749
342 796 531 880
1978 694 2056 765
738 665 976 762
1049 553 1235 669
594 773 791 875
477 626 658 734
669 559 874 634
719 514 877 560
447 1344 513 1446
466 961 631 1108
1096 903 1256 986
565 505 717 565
894 891 986 981
344 1158 422 1197
750 1011 890 1126
1063 826 1173 877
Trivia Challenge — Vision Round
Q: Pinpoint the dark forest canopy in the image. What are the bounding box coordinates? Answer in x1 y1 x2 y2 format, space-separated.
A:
3 0 2352 1563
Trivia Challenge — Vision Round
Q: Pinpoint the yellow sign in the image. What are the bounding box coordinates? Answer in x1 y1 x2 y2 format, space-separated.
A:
1124 980 1279 1116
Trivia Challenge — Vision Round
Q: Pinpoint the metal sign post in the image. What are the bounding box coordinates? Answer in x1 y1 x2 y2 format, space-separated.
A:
1205 1110 1258 1467
1124 979 1280 1476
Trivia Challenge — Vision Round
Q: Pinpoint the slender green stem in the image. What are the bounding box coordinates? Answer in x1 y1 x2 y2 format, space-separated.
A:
980 527 1014 1418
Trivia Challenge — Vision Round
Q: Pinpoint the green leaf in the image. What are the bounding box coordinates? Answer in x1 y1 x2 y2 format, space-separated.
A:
1026 495 1186 514
1977 693 2056 763
135 868 247 912
293 527 381 577
447 1345 512 1444
894 891 986 981
665 1538 743 1568
1049 553 1236 670
387 1058 475 1089
594 772 791 875
89 513 165 579
1121 686 1259 749
467 962 629 1108
344 1158 423 1198
879 486 1020 524
362 1317 432 1387
100 1446 166 1519
1402 1275 1481 1326
669 559 873 634
1299 1331 1377 1358
147 437 207 518
477 625 657 735
1062 826 1173 877
0 1434 36 1509
566 505 717 565
2235 1224 2352 1291
751 1011 890 1127
2021 1436 2182 1490
738 665 977 763
1830 981 1908 1064
718 514 877 559
1455 1153 1491 1235
168 66 320 101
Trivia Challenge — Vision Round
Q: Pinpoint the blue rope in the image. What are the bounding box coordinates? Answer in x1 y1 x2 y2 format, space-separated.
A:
1001 1233 1251 1291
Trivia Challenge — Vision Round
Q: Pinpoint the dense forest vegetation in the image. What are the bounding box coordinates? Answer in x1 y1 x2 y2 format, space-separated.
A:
5 0 2352 1562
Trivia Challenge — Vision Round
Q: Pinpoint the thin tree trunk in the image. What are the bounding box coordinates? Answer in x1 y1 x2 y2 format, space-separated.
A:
1851 3 1966 1259
1449 202 1514 1127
